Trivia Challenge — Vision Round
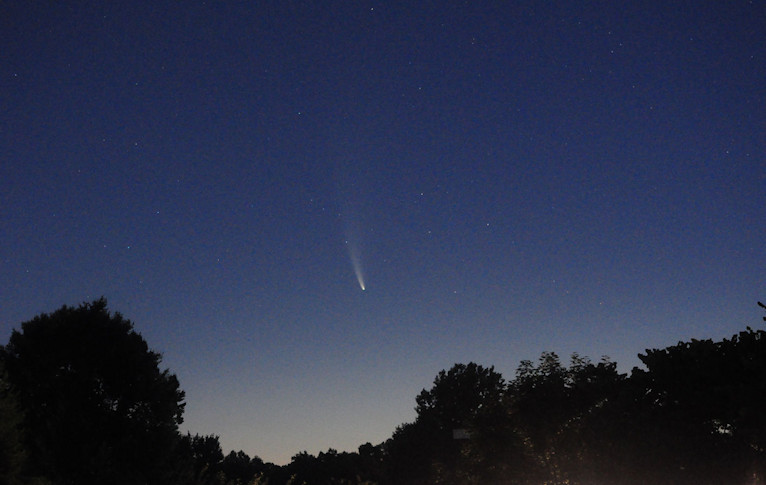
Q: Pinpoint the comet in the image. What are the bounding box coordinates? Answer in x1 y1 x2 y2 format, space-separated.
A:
357 274 366 291
333 160 368 292
346 239 366 291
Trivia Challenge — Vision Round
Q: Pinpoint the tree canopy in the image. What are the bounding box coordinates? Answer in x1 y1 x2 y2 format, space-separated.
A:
0 359 26 485
0 298 185 485
2 299 765 484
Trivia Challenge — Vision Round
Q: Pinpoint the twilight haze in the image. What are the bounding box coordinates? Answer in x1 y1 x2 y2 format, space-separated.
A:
1 1 764 465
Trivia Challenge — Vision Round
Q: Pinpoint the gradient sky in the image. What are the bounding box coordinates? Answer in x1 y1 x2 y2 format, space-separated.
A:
2 1 764 465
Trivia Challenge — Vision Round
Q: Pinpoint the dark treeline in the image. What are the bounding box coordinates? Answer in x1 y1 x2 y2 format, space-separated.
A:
1 299 765 484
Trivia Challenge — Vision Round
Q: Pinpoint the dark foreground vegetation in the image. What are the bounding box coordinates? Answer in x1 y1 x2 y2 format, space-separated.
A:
2 299 765 484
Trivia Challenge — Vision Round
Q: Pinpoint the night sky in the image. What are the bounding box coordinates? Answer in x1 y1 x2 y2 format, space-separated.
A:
2 1 764 465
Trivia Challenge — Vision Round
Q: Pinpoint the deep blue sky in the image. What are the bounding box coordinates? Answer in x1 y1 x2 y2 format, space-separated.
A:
2 1 764 465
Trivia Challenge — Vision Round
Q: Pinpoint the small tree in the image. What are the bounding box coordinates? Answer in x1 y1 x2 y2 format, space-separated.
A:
0 298 186 485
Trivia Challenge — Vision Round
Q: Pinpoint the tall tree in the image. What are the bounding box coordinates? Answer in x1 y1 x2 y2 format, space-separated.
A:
504 352 625 485
384 362 506 484
221 449 264 485
415 362 506 431
183 433 228 485
631 325 766 483
0 298 186 485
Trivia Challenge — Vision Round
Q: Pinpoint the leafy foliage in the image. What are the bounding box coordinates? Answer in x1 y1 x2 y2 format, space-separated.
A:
0 360 26 485
0 299 186 484
383 363 506 484
3 299 766 484
375 302 766 484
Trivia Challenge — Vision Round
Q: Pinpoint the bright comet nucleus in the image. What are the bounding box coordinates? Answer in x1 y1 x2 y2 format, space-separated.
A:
348 242 366 291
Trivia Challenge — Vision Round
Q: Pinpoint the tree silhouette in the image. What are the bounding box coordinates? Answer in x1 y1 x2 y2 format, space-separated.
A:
495 352 624 484
630 325 766 483
183 433 226 485
221 449 265 485
0 298 186 485
383 362 506 484
5 299 764 484
0 360 27 485
415 362 506 431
